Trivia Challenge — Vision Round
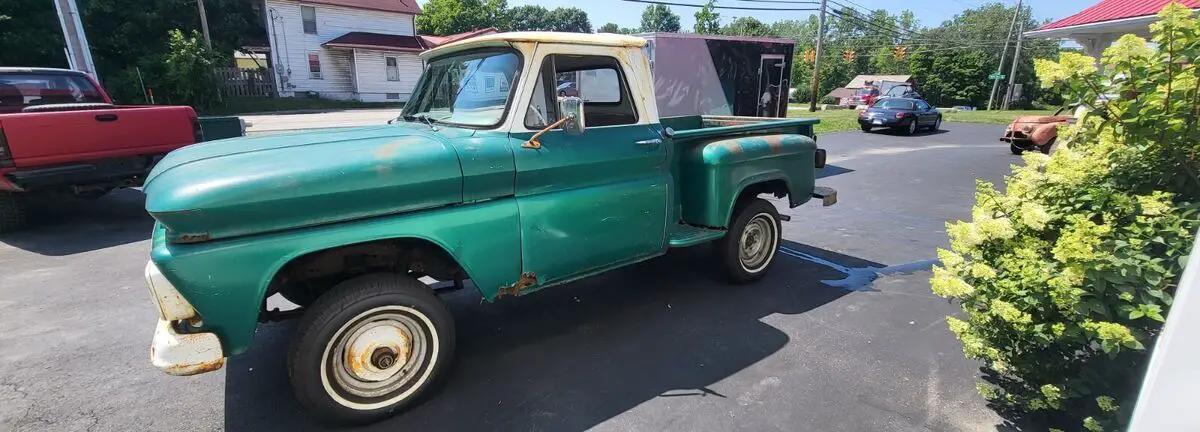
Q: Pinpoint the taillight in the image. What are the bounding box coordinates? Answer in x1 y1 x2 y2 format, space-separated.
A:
190 117 204 143
0 128 12 167
858 110 867 116
814 149 827 168
895 112 908 119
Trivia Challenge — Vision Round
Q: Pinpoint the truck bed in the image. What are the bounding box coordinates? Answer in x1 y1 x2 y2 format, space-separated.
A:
661 115 818 142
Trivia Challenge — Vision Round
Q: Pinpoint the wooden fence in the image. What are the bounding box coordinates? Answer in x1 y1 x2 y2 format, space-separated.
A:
215 67 276 98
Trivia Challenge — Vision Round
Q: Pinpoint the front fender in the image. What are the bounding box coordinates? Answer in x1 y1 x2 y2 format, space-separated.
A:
150 198 521 356
1031 123 1060 145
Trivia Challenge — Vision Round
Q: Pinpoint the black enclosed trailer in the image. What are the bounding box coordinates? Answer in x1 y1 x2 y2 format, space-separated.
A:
639 33 796 118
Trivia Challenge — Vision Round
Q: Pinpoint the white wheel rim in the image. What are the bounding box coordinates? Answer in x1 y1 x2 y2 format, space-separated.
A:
909 121 917 134
739 212 779 273
320 305 440 410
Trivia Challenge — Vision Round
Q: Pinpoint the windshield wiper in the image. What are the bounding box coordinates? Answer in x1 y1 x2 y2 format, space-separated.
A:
403 113 440 131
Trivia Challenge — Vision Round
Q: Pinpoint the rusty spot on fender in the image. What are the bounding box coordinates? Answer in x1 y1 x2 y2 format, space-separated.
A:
717 141 742 154
175 232 211 243
762 135 785 153
373 139 408 160
496 272 537 298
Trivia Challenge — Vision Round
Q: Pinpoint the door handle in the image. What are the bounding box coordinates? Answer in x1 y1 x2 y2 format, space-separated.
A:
95 114 118 122
635 138 662 149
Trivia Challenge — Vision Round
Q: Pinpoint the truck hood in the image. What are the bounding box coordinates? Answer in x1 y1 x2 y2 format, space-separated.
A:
144 124 469 243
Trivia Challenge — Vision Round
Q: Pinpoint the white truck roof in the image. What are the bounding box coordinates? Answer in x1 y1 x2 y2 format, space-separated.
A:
423 31 647 59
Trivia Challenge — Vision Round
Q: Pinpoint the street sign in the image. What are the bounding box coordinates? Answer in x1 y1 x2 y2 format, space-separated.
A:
989 73 1006 80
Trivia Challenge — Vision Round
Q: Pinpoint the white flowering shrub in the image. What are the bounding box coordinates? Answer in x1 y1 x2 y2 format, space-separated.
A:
932 5 1200 431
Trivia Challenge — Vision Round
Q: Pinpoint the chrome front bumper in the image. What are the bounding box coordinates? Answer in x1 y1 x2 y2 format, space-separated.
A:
145 261 225 376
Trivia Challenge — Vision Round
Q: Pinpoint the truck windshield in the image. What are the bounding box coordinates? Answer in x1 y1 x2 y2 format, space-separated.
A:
401 50 521 128
0 72 105 114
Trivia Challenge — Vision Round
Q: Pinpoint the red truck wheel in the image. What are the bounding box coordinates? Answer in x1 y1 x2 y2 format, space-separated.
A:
288 273 455 425
0 192 28 234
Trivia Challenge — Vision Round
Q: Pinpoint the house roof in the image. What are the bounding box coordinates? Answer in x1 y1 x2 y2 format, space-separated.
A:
418 27 500 48
324 32 425 52
844 74 912 89
424 31 647 59
1035 0 1198 32
300 0 421 15
824 87 856 100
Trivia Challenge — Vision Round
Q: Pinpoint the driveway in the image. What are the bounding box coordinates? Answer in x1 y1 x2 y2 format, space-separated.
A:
0 123 1017 431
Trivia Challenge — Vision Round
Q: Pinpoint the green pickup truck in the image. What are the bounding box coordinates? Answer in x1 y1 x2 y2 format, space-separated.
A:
143 32 835 424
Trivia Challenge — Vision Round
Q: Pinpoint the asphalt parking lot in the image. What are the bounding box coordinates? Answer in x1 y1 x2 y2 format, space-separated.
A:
1 122 1018 432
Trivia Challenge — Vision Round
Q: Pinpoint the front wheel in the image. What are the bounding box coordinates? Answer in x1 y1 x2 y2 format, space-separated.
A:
928 117 941 131
904 119 918 135
1038 137 1056 154
288 273 455 425
715 198 782 283
1010 142 1029 155
860 124 872 133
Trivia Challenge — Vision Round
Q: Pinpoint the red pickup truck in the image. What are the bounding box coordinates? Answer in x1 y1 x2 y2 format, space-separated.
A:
0 67 201 233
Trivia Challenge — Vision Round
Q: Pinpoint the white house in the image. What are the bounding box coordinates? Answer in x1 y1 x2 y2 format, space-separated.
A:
262 0 425 102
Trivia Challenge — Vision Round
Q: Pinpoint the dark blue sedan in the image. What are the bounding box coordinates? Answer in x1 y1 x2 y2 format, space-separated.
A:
857 98 942 135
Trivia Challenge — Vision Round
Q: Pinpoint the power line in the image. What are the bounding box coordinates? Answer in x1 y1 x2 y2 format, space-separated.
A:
620 0 817 11
826 0 922 39
732 0 819 4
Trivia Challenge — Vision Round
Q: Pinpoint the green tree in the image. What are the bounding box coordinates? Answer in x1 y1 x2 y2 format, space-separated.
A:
548 7 592 33
693 1 721 34
163 29 221 108
0 0 67 67
598 22 621 33
640 4 680 33
722 17 774 37
416 0 509 36
507 5 551 31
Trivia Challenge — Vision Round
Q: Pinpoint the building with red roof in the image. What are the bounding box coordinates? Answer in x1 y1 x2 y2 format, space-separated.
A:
1025 0 1199 62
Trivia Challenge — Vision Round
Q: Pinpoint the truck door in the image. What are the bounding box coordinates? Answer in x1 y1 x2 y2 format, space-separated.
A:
509 48 669 286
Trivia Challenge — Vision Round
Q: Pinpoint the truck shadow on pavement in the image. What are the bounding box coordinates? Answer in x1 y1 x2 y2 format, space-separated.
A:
0 189 153 256
223 243 884 431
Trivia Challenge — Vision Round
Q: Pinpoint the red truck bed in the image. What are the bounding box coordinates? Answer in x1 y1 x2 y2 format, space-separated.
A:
0 67 200 232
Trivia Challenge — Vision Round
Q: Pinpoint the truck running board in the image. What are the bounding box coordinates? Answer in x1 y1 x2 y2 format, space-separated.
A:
668 224 727 248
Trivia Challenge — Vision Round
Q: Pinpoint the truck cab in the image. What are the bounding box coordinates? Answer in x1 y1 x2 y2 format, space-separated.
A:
142 32 834 425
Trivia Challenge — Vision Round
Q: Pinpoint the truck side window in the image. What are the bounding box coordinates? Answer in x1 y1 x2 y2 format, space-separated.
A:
525 54 638 129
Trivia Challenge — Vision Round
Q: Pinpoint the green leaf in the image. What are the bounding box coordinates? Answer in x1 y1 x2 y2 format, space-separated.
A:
1128 309 1145 319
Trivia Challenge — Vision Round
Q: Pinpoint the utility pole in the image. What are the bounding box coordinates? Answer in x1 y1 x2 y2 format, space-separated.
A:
986 0 1021 111
197 0 213 49
53 0 97 78
808 0 828 112
1002 9 1026 110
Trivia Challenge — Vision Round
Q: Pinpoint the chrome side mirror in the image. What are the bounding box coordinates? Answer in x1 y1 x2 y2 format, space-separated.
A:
558 96 586 135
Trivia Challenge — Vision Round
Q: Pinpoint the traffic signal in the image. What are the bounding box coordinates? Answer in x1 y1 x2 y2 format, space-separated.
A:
803 48 816 64
843 49 856 62
893 45 907 59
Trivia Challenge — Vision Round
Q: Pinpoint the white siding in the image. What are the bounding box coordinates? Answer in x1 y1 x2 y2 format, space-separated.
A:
264 0 415 99
354 50 422 102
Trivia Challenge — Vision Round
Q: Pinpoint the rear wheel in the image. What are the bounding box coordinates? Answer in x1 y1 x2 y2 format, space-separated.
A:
1038 137 1056 154
905 120 918 135
715 199 782 283
0 192 29 234
288 273 455 425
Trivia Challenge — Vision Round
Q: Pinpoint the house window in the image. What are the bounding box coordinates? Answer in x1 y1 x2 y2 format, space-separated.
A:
386 93 400 100
301 6 317 34
385 57 400 81
308 52 322 79
483 76 496 93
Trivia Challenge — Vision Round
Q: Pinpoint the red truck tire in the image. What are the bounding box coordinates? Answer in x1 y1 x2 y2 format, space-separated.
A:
0 192 27 233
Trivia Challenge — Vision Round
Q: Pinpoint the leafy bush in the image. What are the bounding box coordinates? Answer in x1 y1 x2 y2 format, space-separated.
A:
163 29 222 108
931 5 1200 431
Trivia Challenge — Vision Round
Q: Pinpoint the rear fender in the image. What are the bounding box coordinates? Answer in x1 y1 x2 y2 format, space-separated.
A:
1031 123 1060 145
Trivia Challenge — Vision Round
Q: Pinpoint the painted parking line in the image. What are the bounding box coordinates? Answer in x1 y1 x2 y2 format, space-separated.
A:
778 245 938 291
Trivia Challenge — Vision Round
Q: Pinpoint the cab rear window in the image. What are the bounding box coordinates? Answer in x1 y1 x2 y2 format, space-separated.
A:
0 73 105 114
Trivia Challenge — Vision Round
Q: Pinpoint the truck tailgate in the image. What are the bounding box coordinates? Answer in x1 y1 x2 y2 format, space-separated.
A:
0 106 197 167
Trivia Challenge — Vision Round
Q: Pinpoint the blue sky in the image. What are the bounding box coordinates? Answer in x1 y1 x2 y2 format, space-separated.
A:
417 0 1099 31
